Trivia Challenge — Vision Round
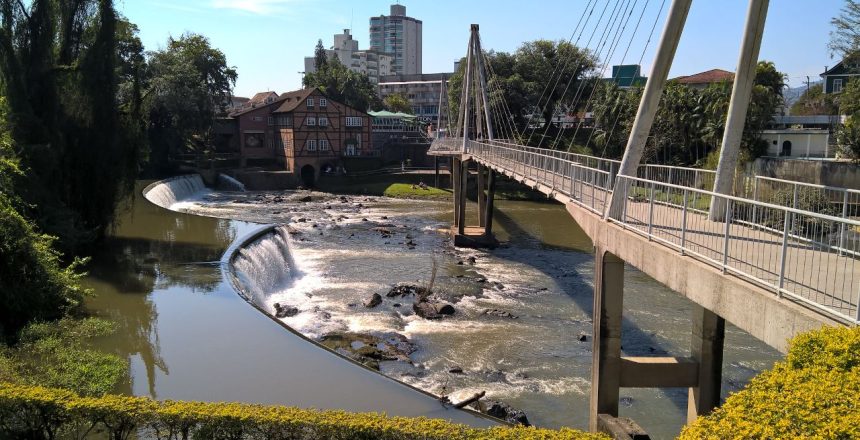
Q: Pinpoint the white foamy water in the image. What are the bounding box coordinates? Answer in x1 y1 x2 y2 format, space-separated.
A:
144 175 207 208
231 227 298 306
218 174 246 192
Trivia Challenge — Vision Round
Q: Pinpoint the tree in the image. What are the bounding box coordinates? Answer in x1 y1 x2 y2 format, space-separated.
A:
303 56 381 111
145 33 238 173
837 78 860 160
383 93 412 114
314 39 328 71
829 0 860 63
447 40 597 140
790 84 840 116
0 0 141 251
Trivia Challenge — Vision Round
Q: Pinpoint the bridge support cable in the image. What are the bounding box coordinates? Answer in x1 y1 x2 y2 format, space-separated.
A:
599 0 667 159
709 0 770 220
541 0 633 149
605 0 693 220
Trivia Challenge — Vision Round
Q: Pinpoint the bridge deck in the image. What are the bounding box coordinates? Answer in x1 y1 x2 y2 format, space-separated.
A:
436 139 860 325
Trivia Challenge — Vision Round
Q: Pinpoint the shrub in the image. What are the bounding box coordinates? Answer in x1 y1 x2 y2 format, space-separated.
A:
0 383 608 440
679 326 860 439
1 318 127 397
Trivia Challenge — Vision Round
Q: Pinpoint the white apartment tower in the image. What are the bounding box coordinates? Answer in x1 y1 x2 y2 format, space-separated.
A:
369 4 423 75
304 29 393 84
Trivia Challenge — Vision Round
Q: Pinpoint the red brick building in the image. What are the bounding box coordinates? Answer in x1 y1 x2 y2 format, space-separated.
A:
229 88 374 185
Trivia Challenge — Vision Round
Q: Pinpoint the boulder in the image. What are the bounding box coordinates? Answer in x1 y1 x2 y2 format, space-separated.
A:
365 293 383 308
436 303 456 315
485 401 531 426
578 332 588 342
274 303 299 318
448 366 464 374
387 284 431 298
484 309 518 319
299 195 313 202
413 301 440 319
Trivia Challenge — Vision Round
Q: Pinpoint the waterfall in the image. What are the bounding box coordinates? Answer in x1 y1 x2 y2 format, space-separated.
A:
230 226 296 305
143 175 206 208
218 174 246 192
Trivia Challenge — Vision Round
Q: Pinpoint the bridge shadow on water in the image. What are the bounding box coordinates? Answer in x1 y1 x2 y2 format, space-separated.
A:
485 199 693 416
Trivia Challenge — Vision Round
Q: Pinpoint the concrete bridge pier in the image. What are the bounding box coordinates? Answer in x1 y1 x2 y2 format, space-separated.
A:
590 247 725 432
451 160 498 248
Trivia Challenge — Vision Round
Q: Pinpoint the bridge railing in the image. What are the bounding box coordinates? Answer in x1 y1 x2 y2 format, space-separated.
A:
466 139 614 214
610 174 860 324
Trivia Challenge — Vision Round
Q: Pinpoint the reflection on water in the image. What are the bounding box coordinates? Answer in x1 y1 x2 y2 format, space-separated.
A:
83 187 239 397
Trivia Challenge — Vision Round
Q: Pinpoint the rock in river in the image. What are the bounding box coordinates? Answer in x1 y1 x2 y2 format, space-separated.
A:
365 293 383 308
274 303 299 318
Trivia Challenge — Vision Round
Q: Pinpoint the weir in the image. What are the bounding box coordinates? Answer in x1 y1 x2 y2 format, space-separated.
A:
218 173 247 192
230 226 297 307
143 174 207 208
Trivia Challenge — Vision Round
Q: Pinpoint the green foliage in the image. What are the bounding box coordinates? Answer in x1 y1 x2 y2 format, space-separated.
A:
303 56 381 111
790 83 840 116
838 78 860 161
384 93 413 114
0 0 141 251
0 194 89 335
448 40 597 136
145 33 238 173
829 0 860 59
680 326 860 439
6 318 127 397
0 383 607 440
314 38 328 71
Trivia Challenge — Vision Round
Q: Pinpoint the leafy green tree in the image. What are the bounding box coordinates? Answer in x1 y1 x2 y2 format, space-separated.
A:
0 0 141 251
448 40 596 136
829 0 860 63
383 93 412 114
145 33 238 173
303 56 381 111
791 84 840 116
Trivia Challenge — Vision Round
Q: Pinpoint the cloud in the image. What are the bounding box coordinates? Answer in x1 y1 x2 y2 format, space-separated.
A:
210 0 302 14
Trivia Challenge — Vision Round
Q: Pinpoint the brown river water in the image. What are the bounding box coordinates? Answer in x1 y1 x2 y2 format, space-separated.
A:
81 178 781 439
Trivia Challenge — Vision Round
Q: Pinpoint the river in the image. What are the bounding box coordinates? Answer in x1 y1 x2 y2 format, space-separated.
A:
82 180 781 439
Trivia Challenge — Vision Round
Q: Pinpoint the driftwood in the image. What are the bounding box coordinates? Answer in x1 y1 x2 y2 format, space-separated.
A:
453 391 486 409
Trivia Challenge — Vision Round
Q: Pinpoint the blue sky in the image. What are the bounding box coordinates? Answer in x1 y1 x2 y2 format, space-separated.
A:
118 0 848 97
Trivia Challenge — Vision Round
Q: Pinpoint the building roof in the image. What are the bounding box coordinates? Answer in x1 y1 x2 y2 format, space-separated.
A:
249 91 279 104
673 69 734 85
822 58 860 77
369 110 417 119
272 88 318 113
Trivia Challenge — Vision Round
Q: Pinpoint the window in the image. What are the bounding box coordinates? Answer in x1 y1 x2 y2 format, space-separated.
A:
319 98 327 108
306 140 317 151
267 116 274 126
345 145 356 156
252 116 263 122
319 139 330 151
834 79 844 93
345 116 363 127
306 98 314 107
318 117 329 127
306 116 316 126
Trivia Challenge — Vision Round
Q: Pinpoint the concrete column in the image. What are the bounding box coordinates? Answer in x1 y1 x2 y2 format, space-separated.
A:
710 0 770 220
485 169 496 237
590 249 625 431
606 0 693 219
687 305 726 422
477 164 487 227
434 157 440 188
452 158 461 227
458 160 468 235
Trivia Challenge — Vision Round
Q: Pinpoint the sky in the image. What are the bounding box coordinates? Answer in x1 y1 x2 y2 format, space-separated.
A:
118 0 849 98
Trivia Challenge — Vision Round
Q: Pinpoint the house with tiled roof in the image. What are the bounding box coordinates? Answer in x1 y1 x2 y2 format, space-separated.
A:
229 88 373 186
672 69 734 90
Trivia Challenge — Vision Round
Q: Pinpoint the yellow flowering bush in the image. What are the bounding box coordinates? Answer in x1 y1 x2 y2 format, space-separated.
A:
680 326 860 439
0 383 607 440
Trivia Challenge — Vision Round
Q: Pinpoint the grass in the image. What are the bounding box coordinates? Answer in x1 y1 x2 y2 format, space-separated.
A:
317 179 452 199
382 183 451 199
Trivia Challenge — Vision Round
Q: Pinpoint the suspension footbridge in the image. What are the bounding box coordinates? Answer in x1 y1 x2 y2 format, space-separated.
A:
431 0 858 434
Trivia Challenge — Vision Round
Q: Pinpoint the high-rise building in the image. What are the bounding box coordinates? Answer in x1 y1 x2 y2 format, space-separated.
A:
369 4 422 75
304 29 393 84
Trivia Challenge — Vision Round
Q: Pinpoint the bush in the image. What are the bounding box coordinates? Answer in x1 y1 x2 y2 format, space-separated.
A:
0 195 89 335
0 383 607 440
679 326 860 439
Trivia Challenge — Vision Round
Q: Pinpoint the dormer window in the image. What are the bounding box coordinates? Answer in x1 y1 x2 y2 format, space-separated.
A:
306 116 316 126
320 98 327 108
307 98 314 107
